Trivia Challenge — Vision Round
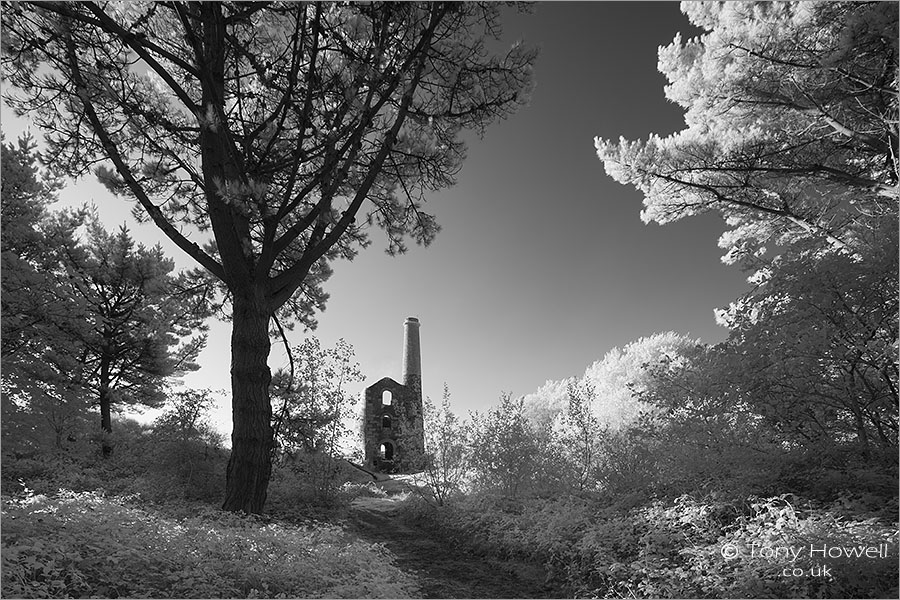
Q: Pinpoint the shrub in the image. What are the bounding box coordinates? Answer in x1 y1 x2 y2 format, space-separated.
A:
266 454 376 521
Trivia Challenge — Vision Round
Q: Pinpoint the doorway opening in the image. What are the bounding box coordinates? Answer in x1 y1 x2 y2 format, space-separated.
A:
379 441 395 461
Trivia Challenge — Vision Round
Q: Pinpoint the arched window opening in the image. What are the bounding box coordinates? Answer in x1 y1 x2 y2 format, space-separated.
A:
382 415 392 429
382 390 392 406
379 442 394 461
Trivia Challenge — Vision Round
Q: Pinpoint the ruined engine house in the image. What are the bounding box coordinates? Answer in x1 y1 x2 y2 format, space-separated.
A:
363 317 425 472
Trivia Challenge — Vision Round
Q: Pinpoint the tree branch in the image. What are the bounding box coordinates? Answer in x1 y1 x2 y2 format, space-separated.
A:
62 23 225 281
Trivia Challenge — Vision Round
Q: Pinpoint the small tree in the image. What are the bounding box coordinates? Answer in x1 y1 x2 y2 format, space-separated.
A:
413 384 469 506
150 389 226 500
58 221 210 455
270 337 362 500
154 389 221 446
551 380 600 492
469 393 539 498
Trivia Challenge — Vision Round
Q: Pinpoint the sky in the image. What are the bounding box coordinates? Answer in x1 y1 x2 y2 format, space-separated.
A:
3 2 752 436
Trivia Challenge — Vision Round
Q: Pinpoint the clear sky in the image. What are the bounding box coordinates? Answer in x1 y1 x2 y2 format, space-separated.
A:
3 3 751 435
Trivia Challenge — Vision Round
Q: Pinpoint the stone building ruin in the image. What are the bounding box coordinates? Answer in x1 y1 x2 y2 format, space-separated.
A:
363 317 425 472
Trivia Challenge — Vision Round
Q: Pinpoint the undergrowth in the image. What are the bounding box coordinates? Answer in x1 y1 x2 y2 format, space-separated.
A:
1 487 420 599
404 491 899 599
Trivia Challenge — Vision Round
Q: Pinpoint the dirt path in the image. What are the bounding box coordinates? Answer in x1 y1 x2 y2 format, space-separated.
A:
347 493 556 599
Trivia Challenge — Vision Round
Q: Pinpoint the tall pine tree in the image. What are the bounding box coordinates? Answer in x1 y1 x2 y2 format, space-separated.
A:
61 221 210 455
2 2 536 511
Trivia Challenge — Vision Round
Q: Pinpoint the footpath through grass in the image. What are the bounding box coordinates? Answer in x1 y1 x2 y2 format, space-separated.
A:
347 489 558 598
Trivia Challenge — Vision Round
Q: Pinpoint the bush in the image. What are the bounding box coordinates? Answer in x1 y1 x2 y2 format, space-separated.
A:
1 415 230 504
1 488 420 598
134 436 229 503
266 454 377 521
1 449 110 497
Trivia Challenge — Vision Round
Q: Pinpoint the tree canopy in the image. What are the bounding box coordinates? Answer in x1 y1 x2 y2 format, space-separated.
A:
1 136 210 454
2 1 535 319
60 220 210 453
594 1 898 462
522 332 702 432
595 1 897 265
1 135 80 364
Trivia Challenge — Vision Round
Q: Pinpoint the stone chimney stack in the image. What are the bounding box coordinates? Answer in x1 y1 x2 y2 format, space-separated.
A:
401 316 421 389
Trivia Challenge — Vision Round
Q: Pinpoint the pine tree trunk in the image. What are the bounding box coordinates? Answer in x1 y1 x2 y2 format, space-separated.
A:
99 352 113 457
221 292 274 513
